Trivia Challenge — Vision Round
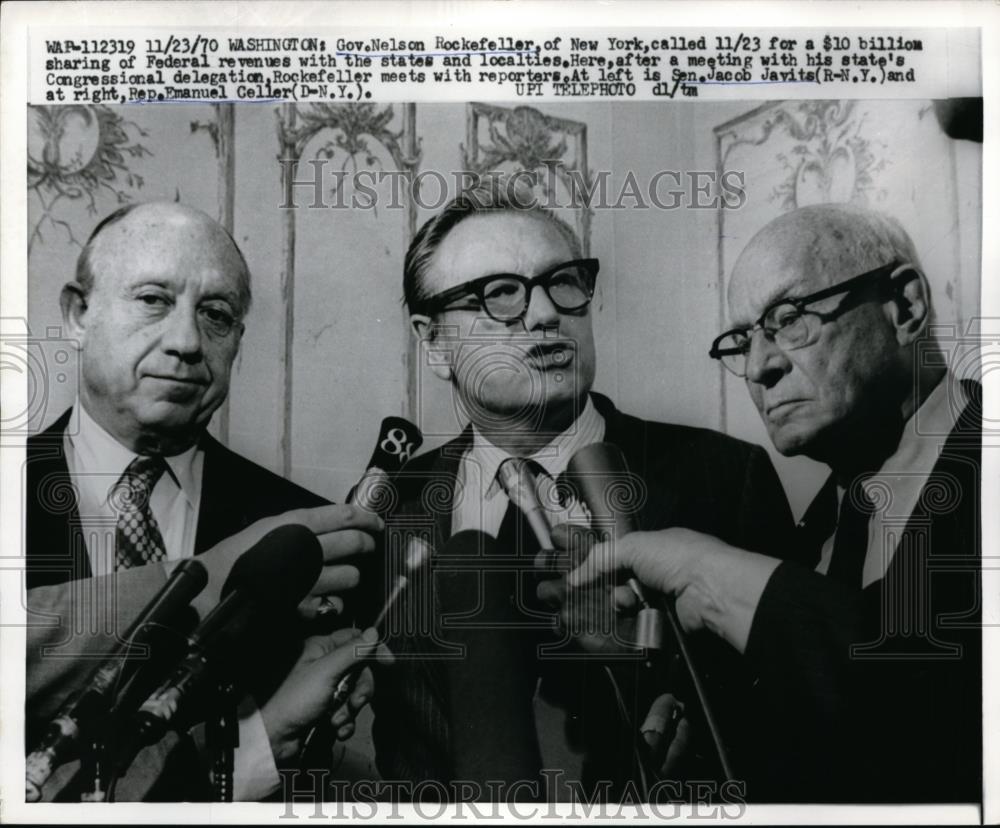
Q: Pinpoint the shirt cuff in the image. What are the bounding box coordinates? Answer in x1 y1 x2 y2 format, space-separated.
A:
232 708 281 801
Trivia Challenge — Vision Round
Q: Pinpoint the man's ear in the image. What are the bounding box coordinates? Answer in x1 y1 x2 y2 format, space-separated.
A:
410 313 452 382
886 266 932 345
59 282 89 340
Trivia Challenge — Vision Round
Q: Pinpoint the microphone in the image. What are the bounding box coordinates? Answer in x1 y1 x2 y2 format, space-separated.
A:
565 443 661 646
25 559 208 802
434 530 542 798
566 442 734 779
496 458 553 550
347 417 423 513
130 524 322 746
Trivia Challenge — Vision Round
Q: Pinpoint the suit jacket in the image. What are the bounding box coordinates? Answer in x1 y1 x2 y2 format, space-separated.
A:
25 408 328 590
371 393 798 798
24 407 329 800
744 381 982 803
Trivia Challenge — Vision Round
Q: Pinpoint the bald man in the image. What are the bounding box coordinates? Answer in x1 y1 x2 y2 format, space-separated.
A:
25 202 383 799
568 205 982 803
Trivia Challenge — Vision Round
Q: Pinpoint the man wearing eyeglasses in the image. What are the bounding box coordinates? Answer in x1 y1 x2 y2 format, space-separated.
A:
568 203 981 802
371 181 799 801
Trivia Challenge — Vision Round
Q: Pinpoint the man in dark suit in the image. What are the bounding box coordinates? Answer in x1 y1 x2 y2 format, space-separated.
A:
24 201 383 799
370 182 797 801
569 204 982 803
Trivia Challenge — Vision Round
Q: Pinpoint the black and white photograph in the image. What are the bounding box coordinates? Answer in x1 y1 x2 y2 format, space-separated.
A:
1 2 996 823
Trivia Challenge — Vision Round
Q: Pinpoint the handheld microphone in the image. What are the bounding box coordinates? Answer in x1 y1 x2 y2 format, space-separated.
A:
25 559 208 802
566 442 734 779
131 524 322 746
347 417 423 513
565 443 661 646
434 530 543 796
496 458 553 550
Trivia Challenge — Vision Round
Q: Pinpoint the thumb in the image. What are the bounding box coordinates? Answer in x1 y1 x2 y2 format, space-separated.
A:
313 627 379 684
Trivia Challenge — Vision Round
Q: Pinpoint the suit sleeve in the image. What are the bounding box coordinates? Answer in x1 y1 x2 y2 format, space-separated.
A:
26 564 173 732
733 445 799 561
26 563 281 802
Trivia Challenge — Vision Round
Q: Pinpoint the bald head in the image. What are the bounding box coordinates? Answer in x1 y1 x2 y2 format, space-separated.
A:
77 201 252 316
61 201 250 454
729 204 922 320
723 204 938 470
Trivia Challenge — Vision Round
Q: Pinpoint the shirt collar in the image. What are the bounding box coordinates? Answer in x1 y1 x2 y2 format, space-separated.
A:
470 396 607 496
69 401 202 507
875 372 967 477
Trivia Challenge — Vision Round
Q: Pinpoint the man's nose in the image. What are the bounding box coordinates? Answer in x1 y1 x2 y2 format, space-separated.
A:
160 307 203 361
744 329 789 387
523 284 561 329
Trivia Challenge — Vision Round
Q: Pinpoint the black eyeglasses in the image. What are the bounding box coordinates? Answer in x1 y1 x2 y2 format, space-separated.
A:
418 258 599 323
709 260 905 377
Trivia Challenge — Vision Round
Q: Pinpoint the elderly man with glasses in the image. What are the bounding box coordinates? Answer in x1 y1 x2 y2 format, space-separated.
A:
569 203 982 803
370 181 800 802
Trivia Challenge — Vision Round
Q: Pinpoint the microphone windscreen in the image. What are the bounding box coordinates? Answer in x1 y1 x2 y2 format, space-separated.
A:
566 442 641 537
223 523 322 607
366 416 423 473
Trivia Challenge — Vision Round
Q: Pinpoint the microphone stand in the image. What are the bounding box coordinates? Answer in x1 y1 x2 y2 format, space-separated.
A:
78 736 108 802
208 680 239 802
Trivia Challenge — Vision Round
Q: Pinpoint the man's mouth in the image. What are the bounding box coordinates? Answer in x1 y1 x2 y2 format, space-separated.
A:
524 342 574 370
765 399 808 419
147 375 207 385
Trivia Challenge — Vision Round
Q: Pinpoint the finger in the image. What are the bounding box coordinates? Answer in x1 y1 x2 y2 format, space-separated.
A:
549 523 574 551
641 694 682 759
533 548 569 573
288 503 385 536
662 717 692 779
349 666 374 710
612 584 639 613
308 626 363 656
332 704 355 727
536 577 566 609
566 539 620 588
310 564 361 596
336 722 355 741
313 626 380 685
316 528 377 562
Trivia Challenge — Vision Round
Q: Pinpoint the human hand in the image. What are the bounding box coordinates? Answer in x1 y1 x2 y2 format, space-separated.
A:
185 505 383 620
260 626 393 765
641 693 692 779
566 527 776 649
535 523 639 653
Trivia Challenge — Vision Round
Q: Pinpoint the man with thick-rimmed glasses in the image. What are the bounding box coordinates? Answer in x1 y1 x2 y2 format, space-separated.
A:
370 180 799 802
568 203 982 803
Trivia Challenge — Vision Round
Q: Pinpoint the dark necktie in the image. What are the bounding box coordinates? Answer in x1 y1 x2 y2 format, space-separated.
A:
796 476 838 569
113 455 168 570
827 477 875 588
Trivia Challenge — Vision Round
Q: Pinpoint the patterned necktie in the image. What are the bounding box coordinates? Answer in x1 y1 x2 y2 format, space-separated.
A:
113 455 168 570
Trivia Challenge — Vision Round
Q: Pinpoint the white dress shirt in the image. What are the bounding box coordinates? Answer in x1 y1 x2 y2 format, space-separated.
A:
65 404 203 576
61 402 279 800
452 396 606 537
815 373 970 587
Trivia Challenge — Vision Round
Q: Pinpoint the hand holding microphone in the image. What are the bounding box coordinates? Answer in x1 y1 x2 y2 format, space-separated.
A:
261 626 394 765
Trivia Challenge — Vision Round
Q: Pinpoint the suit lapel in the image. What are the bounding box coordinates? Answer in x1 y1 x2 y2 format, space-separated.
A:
26 409 92 587
591 393 680 529
425 427 474 551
